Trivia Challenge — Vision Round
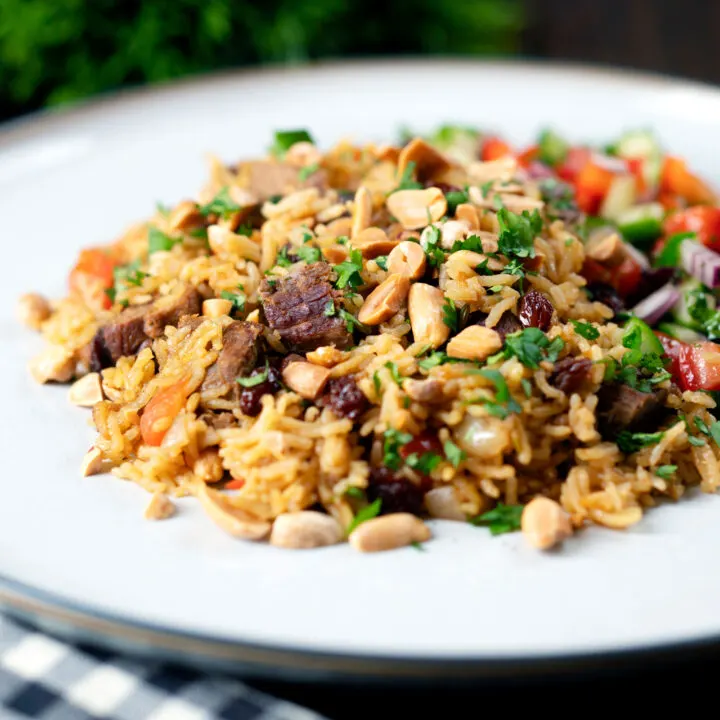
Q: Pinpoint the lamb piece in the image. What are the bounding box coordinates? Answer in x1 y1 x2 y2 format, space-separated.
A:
198 411 237 430
88 284 202 371
238 161 327 201
201 321 264 402
597 383 669 435
260 263 352 351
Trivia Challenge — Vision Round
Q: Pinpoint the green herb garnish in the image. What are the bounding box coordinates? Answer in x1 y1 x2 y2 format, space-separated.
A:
384 361 403 385
148 226 181 254
497 208 541 259
236 367 269 388
220 288 246 313
473 368 522 419
442 297 459 332
405 452 442 475
383 428 414 470
393 161 423 192
501 328 565 369
197 188 241 218
271 129 314 158
445 189 469 215
655 465 677 480
324 301 337 317
298 162 320 181
470 503 523 536
616 431 665 454
347 498 382 535
421 226 445 268
571 320 600 340
375 256 388 271
334 249 364 289
443 440 466 468
295 245 322 264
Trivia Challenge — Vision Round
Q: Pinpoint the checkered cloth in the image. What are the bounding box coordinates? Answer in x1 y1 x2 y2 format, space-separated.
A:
0 614 325 720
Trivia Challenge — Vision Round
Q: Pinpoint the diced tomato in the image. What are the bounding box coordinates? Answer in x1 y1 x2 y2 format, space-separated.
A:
656 333 720 391
517 144 539 167
663 205 720 252
582 255 643 299
574 161 615 215
482 136 512 162
626 157 646 195
225 478 245 490
140 379 189 446
399 430 443 460
69 249 117 311
556 147 592 183
658 191 683 212
661 156 716 205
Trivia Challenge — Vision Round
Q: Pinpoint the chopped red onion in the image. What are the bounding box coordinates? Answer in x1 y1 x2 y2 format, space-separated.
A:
681 239 720 288
630 283 680 325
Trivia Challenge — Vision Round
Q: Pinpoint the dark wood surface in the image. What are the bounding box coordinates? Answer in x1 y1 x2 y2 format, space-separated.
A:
524 0 720 85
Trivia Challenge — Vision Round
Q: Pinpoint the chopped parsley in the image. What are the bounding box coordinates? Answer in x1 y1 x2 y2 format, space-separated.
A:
450 234 486 253
236 367 269 388
445 189 469 214
571 320 600 340
520 378 533 397
418 351 448 372
685 286 720 340
345 486 365 500
384 361 403 385
197 187 241 218
503 258 528 291
405 451 442 475
107 260 148 302
410 541 426 552
688 435 706 447
375 255 388 271
692 415 720 448
220 288 246 313
295 245 322 264
421 226 445 268
443 440 466 468
605 326 671 392
298 162 320 181
655 465 677 480
383 428 414 470
275 246 294 268
339 308 365 333
480 180 494 198
372 371 382 396
155 201 170 217
271 129 314 157
496 208 541 259
472 368 522 419
347 498 382 535
148 226 181 254
442 297 459 332
393 161 423 192
323 301 336 317
497 328 565 369
470 503 523 536
334 249 364 289
616 431 665 454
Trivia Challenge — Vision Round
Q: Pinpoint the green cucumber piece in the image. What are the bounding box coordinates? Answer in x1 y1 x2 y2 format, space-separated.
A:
537 129 569 166
617 202 665 244
615 130 661 161
654 231 695 267
623 316 664 355
657 322 706 343
671 278 712 330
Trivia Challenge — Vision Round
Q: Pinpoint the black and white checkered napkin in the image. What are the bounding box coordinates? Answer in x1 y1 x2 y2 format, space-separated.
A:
0 614 325 720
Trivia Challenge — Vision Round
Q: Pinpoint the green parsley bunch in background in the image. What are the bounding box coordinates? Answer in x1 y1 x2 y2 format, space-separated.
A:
0 0 522 121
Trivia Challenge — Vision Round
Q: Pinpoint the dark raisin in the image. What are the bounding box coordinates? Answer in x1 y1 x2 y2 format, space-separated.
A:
480 311 522 341
399 430 443 461
586 283 624 315
550 357 593 394
518 290 554 331
239 366 282 417
367 467 426 516
321 376 368 421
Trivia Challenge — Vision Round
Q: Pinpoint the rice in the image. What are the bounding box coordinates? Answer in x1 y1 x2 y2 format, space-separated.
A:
19 129 720 552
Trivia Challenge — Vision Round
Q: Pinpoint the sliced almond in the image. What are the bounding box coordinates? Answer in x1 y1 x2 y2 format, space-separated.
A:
351 186 373 238
386 188 447 230
30 345 75 385
396 137 451 183
349 513 431 553
407 284 449 349
353 227 399 258
322 245 349 264
387 241 426 280
203 298 234 318
17 292 51 330
145 492 176 521
81 447 105 477
446 325 503 361
270 511 343 549
68 373 104 407
168 200 204 232
306 346 349 368
357 274 410 325
455 203 480 230
196 484 271 540
282 362 331 400
521 497 572 550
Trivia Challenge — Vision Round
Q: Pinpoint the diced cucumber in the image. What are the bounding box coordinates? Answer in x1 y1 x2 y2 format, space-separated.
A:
623 316 664 355
600 175 637 221
615 130 661 161
671 278 713 330
537 129 569 166
616 202 665 245
657 321 706 343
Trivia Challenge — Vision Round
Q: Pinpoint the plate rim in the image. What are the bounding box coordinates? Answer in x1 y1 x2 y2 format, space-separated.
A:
6 57 720 677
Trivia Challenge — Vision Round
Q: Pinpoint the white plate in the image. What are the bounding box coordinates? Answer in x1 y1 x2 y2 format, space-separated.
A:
3 60 720 678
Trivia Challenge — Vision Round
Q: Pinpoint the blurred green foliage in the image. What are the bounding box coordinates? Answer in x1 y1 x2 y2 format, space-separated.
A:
0 0 522 119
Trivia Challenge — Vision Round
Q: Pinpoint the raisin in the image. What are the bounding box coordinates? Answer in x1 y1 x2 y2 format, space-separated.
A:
321 376 368 421
239 366 282 417
586 283 624 315
479 311 523 341
367 467 426 516
518 290 554 331
550 357 593 394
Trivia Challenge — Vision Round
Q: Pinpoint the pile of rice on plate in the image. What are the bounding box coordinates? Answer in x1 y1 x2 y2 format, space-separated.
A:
18 126 720 553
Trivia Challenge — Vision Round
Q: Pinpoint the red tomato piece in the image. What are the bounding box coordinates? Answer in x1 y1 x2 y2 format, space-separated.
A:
140 379 189 446
656 333 720 391
482 136 512 162
556 147 592 183
400 430 443 460
574 161 615 215
661 156 716 205
517 144 539 167
69 248 117 311
626 156 646 195
663 206 720 252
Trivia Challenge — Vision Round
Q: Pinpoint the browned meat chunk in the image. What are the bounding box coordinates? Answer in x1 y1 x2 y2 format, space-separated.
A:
89 285 202 371
550 357 593 394
597 384 669 434
198 411 237 430
260 263 352 351
201 321 264 402
239 161 327 201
